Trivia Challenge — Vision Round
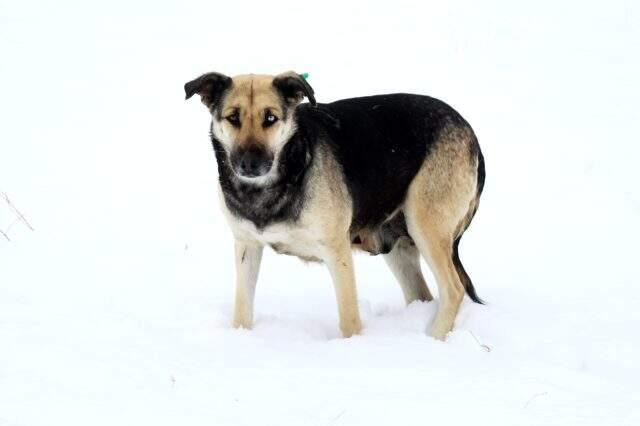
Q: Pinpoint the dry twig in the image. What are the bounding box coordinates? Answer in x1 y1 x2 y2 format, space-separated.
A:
468 330 492 352
1 191 34 241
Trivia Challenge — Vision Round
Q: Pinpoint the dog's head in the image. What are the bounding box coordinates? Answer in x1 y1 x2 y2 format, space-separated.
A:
185 71 315 184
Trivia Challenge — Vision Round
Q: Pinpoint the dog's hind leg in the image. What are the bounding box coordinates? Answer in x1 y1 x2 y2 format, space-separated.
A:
233 240 263 329
384 237 433 304
405 214 465 340
403 124 482 340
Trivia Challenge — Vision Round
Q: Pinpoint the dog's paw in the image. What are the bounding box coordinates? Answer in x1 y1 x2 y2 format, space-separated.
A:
233 317 253 330
430 323 451 341
340 318 363 338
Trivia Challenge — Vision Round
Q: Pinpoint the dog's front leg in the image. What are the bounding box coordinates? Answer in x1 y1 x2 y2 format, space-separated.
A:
233 240 263 329
324 240 362 338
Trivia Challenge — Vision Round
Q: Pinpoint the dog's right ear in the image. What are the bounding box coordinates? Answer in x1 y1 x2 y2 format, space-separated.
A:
184 72 232 109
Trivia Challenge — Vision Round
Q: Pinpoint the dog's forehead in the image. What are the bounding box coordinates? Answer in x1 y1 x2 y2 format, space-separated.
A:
222 75 282 114
228 75 276 98
232 74 273 86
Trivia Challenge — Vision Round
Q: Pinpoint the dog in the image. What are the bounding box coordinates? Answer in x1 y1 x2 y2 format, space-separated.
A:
184 71 485 339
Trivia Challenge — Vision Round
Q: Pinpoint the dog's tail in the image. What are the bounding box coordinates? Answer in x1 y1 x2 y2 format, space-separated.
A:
452 144 485 304
452 235 484 304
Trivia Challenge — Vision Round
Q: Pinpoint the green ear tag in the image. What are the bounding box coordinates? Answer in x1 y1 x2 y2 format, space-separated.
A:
301 72 310 80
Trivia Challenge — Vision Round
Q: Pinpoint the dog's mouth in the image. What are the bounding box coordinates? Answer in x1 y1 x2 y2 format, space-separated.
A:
233 161 273 179
234 169 276 185
232 158 279 186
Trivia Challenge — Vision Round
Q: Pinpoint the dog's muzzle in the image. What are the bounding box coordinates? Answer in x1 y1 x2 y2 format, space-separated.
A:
230 146 274 178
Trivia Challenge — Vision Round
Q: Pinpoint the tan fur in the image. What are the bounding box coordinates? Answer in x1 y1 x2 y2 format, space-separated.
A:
351 229 382 253
403 124 479 340
232 241 263 329
218 74 292 151
222 144 362 337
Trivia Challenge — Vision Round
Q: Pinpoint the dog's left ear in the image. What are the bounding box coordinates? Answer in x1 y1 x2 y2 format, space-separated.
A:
184 72 232 109
272 71 316 106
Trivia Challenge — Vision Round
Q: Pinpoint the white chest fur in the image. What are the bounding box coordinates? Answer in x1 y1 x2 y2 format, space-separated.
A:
218 188 328 262
227 213 326 262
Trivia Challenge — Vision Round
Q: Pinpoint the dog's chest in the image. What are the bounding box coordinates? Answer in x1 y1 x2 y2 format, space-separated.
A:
216 146 349 263
229 216 325 262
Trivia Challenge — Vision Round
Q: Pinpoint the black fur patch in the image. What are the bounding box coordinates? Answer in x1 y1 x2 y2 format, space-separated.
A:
211 125 316 230
272 74 316 106
185 73 232 119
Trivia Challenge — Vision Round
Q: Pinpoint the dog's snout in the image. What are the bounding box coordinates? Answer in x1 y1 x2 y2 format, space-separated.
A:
231 146 274 178
239 153 261 175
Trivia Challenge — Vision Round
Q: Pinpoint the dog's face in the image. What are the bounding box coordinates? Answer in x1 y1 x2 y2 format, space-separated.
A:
185 71 315 184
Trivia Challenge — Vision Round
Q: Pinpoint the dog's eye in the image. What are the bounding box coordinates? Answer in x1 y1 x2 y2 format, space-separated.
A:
264 113 278 127
226 113 240 127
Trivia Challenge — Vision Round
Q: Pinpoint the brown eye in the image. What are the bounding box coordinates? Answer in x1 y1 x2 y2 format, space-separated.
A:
226 113 240 127
264 113 278 127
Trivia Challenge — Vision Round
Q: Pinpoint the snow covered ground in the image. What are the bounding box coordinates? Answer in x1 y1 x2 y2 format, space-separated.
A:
1 1 639 424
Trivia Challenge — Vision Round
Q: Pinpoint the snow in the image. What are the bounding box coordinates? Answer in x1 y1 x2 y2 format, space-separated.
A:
1 0 640 425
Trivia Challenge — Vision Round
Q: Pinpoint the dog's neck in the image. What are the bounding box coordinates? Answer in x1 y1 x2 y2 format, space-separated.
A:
211 130 313 230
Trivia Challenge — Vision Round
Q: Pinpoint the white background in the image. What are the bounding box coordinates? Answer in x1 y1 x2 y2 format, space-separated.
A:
1 1 639 425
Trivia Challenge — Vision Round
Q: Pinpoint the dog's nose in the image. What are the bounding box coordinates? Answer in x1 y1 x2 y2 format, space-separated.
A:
231 146 274 178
